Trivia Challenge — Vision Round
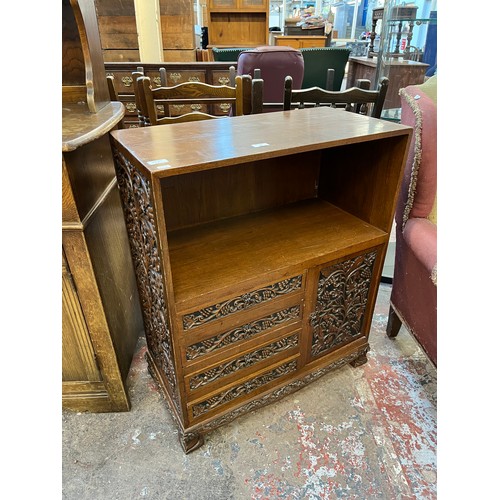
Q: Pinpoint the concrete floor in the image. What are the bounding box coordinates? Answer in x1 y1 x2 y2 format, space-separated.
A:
62 284 437 499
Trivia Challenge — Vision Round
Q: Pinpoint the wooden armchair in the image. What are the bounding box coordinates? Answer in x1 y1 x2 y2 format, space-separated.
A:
283 76 389 118
138 73 260 126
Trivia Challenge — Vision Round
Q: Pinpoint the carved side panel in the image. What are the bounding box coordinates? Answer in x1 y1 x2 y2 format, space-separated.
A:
310 251 377 357
183 275 303 330
113 150 180 412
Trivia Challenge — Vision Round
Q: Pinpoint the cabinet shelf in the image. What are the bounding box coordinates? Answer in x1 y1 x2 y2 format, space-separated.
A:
169 199 387 308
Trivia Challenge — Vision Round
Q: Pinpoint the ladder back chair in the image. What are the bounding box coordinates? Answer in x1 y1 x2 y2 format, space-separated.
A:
106 75 125 129
283 76 389 119
139 73 255 126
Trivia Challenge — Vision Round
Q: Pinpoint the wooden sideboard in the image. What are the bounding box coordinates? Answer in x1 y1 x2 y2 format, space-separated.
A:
109 106 411 452
274 35 328 48
62 0 143 412
105 62 235 128
346 56 429 110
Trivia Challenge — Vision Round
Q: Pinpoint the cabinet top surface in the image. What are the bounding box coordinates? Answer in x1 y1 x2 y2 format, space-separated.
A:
63 101 125 152
111 107 411 178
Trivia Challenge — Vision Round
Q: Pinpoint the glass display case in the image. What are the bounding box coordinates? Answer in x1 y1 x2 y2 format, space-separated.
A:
374 1 437 117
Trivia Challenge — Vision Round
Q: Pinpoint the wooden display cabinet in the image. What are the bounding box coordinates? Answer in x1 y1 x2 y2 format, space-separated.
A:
62 0 143 412
110 107 411 451
206 0 269 47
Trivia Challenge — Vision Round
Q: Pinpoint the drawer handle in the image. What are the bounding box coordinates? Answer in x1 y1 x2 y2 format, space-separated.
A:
121 76 133 87
169 72 181 83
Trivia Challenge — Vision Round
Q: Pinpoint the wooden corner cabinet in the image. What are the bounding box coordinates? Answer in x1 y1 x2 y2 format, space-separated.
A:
110 107 411 451
62 0 143 412
206 0 269 47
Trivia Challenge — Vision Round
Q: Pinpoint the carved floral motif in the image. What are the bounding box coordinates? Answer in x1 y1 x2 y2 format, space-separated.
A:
185 305 301 361
183 276 302 330
197 347 368 435
113 151 179 410
310 251 377 357
192 360 297 417
189 334 299 390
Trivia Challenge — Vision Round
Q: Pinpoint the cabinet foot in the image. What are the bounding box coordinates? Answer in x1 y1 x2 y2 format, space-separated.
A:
179 431 204 454
386 305 402 338
350 352 368 367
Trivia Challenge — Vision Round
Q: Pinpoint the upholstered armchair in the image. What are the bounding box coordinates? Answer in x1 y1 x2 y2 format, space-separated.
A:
386 76 437 366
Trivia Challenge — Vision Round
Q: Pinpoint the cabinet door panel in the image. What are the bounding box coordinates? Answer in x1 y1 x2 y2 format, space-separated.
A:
309 250 378 358
62 253 101 382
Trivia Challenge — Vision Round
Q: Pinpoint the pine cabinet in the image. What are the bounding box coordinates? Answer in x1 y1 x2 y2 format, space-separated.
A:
110 106 411 451
206 0 269 47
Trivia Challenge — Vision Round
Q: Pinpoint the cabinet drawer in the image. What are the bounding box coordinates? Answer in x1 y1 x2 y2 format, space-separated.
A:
122 96 138 116
123 120 141 129
183 301 302 365
185 330 300 398
162 71 206 85
181 275 304 331
188 354 299 422
212 70 233 86
106 71 136 93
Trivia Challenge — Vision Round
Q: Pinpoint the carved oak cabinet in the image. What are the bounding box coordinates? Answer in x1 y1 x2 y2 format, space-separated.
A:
110 107 411 452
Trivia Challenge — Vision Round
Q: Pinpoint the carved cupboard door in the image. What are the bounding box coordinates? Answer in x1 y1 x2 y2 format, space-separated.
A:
309 250 378 359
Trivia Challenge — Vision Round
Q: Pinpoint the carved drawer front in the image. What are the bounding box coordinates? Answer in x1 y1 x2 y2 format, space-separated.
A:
182 275 304 331
184 303 301 364
310 250 378 358
188 355 299 422
185 330 300 397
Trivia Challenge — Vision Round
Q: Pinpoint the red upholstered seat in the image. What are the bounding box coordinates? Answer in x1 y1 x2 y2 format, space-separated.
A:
237 46 304 108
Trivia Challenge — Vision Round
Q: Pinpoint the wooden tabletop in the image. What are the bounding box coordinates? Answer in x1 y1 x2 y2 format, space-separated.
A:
111 107 411 178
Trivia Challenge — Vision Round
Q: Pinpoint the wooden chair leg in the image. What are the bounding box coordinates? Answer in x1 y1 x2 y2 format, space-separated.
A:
386 305 402 338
